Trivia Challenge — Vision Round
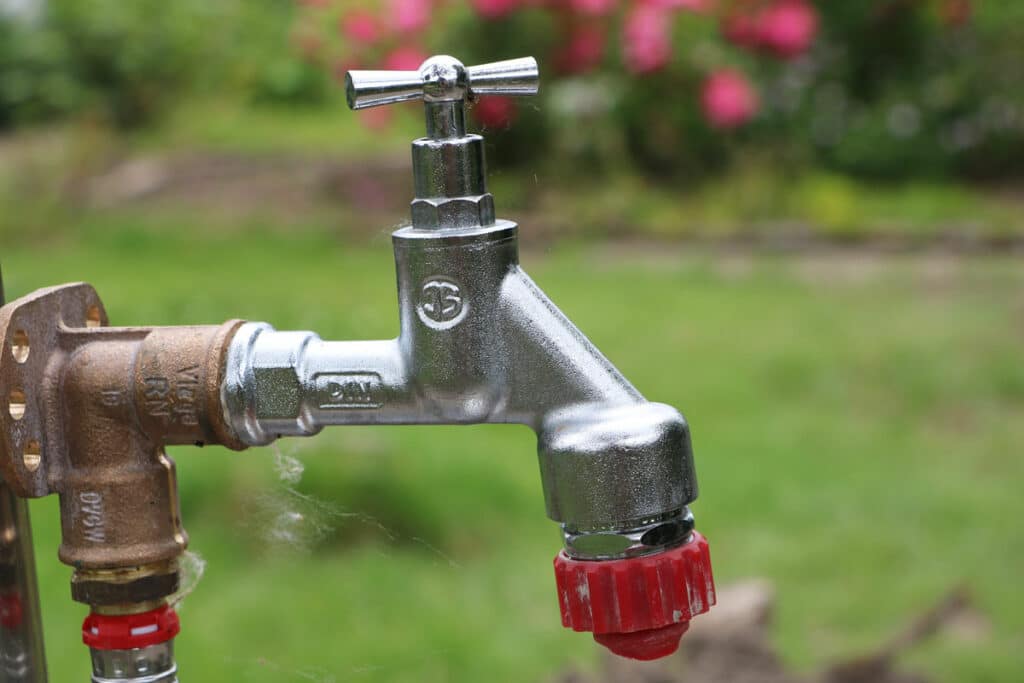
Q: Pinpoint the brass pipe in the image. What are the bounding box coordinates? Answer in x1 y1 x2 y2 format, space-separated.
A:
0 283 246 607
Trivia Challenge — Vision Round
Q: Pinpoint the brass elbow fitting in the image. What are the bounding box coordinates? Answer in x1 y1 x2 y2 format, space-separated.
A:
0 283 244 607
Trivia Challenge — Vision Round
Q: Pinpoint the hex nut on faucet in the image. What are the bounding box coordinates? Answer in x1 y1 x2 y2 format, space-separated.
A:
410 194 496 230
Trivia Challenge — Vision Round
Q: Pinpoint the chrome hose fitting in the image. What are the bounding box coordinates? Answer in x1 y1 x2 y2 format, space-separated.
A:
561 508 696 561
89 642 177 683
83 605 179 683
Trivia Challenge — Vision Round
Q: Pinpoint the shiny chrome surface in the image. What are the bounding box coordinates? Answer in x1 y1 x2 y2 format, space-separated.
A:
0 273 47 683
562 508 695 560
89 642 177 683
350 56 539 230
346 56 538 109
222 55 700 548
464 58 540 97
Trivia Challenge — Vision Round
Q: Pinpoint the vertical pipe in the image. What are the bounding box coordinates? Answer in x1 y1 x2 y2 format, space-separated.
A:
0 267 49 682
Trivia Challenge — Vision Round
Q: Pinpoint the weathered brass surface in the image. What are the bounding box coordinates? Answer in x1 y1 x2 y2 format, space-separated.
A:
0 283 245 604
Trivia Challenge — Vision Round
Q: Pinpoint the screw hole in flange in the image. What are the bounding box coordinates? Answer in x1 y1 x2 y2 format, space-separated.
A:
11 329 29 363
85 306 102 328
23 440 41 472
8 388 26 421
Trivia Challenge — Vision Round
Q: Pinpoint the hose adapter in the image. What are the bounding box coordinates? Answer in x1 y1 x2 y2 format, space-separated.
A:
554 532 715 660
83 604 180 682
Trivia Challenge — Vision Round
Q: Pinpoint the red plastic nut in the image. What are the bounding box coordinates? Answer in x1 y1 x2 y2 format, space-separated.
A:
553 531 715 661
82 604 180 651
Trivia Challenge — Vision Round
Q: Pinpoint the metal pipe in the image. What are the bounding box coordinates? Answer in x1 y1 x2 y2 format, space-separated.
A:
88 642 177 683
0 269 48 683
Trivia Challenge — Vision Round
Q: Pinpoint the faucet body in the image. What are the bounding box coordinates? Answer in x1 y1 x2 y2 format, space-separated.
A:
222 220 697 543
0 55 714 681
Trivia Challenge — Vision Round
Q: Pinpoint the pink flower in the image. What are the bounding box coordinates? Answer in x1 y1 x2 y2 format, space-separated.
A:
721 11 760 48
647 0 712 12
754 0 819 59
473 96 518 129
382 46 428 70
701 69 759 129
387 0 431 33
340 10 381 45
471 0 521 19
623 5 673 74
568 0 616 17
555 25 607 74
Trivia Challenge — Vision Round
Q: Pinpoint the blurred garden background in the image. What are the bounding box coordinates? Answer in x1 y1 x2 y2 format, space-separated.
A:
1 0 1023 680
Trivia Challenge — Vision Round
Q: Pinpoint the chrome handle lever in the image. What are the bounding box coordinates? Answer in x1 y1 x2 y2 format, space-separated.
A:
346 55 539 110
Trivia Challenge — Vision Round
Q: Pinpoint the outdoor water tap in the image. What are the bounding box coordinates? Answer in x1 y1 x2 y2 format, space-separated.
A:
0 55 714 680
224 55 718 659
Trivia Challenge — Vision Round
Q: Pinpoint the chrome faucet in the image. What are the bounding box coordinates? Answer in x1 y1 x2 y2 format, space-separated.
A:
0 55 714 681
224 54 716 660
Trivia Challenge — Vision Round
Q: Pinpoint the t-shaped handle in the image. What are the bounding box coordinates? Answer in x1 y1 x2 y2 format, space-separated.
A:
346 55 539 109
346 55 538 139
345 55 540 229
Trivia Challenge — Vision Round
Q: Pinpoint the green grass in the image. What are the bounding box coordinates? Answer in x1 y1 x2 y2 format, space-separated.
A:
5 102 1022 245
541 165 1024 243
3 211 1021 681
140 99 423 156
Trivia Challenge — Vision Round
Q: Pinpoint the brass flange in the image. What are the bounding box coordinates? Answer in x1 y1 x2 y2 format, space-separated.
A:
0 283 246 605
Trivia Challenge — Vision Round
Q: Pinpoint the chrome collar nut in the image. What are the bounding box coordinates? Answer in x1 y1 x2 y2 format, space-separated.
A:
410 194 495 230
562 509 695 560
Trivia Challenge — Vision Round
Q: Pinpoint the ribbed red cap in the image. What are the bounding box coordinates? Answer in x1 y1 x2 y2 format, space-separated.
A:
82 604 180 651
553 531 715 660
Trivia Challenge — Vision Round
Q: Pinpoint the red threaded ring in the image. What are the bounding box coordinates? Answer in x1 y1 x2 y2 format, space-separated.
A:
82 604 180 651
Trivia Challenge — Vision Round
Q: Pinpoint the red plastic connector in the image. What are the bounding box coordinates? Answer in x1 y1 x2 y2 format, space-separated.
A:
553 531 715 661
82 604 180 651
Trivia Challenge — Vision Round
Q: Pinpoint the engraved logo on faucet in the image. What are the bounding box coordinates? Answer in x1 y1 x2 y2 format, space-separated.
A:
314 372 384 409
78 491 106 543
142 366 200 426
416 277 467 330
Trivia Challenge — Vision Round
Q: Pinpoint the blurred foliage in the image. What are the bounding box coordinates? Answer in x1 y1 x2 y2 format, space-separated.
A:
2 0 1024 181
799 2 1024 180
450 1 1024 181
0 0 319 127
